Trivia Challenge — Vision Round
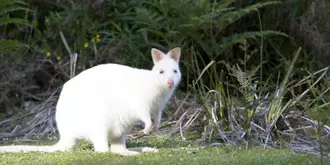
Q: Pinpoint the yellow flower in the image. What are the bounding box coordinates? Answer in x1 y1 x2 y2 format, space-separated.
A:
56 56 61 61
84 42 88 48
96 34 100 39
46 52 51 57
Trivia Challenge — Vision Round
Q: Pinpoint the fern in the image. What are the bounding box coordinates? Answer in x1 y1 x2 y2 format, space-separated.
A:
0 0 31 53
217 31 289 57
0 17 31 27
0 6 30 16
0 0 30 15
0 39 28 53
217 1 282 32
99 0 287 68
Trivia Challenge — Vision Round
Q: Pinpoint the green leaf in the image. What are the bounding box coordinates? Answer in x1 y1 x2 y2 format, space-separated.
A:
217 1 282 31
216 30 290 57
0 6 31 16
0 40 28 53
307 102 330 124
0 17 31 27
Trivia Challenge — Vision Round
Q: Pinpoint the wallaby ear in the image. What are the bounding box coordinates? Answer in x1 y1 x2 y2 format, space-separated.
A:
151 48 165 64
168 47 181 62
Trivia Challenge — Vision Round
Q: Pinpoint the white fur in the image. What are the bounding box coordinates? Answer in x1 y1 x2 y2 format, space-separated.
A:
0 47 182 156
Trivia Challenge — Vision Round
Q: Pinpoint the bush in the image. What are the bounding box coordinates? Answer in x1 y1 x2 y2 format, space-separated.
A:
0 0 329 157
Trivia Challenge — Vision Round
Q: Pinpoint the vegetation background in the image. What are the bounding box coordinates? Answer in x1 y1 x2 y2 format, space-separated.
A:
0 0 329 162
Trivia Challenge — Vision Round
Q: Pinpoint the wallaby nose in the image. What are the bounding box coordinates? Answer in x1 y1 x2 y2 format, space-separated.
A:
167 80 174 88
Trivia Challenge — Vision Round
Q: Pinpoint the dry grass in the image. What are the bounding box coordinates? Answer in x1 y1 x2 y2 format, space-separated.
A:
1 50 329 158
0 89 329 157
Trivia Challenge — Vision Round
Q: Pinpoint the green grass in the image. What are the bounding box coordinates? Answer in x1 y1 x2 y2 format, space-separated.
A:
0 139 328 165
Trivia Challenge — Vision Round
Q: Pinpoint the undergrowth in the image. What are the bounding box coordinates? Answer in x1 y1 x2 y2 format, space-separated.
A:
0 0 329 161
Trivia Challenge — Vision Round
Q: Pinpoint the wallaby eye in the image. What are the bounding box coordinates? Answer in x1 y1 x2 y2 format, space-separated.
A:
159 70 164 74
174 69 177 73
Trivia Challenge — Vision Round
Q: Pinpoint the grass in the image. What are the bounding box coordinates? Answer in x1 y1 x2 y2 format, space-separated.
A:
0 1 329 164
0 138 328 165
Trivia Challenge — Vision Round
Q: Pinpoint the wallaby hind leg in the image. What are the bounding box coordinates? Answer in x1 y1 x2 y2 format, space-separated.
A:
91 133 109 152
55 136 76 152
111 135 139 156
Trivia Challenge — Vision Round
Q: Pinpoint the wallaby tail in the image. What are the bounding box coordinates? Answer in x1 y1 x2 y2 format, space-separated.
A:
0 145 57 153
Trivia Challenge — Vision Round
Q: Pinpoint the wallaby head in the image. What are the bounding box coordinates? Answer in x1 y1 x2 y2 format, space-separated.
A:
151 47 182 89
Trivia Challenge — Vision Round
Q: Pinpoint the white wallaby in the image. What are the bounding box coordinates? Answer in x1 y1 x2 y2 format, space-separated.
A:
0 47 182 156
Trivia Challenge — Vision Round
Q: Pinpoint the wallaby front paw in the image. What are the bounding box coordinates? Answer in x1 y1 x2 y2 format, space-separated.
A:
143 127 152 134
